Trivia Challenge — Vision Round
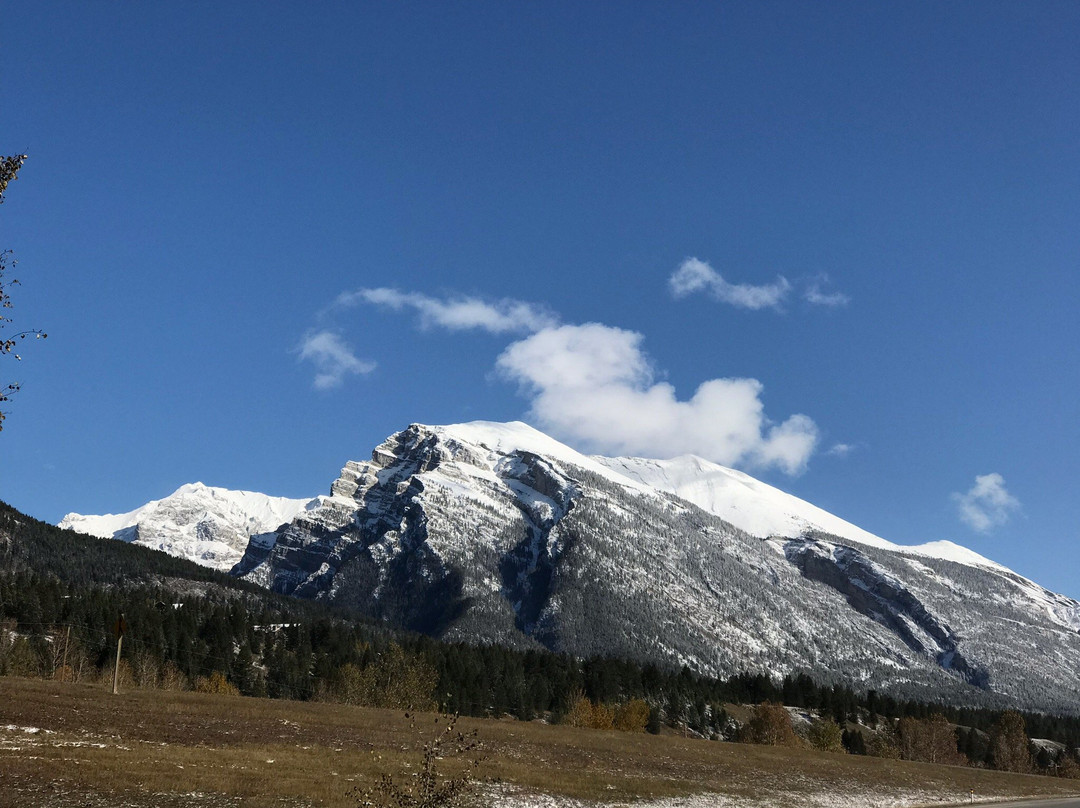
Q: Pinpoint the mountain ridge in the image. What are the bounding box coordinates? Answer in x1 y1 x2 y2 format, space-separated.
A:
58 482 317 573
56 420 1080 713
591 452 1008 572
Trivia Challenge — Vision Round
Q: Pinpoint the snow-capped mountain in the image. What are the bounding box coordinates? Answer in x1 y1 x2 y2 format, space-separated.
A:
232 420 1080 714
59 483 317 572
592 454 1008 571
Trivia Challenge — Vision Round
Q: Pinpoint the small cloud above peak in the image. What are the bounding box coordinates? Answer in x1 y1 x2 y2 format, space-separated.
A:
496 322 819 475
804 275 850 307
669 257 791 311
670 258 850 312
297 330 375 390
337 288 557 335
952 473 1020 533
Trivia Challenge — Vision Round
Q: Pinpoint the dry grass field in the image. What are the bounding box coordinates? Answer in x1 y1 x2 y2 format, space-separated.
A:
1 677 1078 808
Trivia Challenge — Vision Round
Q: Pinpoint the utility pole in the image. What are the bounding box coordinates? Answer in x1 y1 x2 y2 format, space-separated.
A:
112 613 126 695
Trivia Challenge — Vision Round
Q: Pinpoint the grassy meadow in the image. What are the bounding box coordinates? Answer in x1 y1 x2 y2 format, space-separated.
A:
1 677 1078 808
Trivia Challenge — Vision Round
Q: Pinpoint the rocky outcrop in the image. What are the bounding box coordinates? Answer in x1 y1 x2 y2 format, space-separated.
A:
784 537 989 687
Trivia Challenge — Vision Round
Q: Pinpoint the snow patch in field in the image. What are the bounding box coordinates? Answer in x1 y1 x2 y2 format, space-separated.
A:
485 783 997 808
2 725 52 734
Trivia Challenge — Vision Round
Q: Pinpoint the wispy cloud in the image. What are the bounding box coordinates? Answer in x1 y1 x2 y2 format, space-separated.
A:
825 442 855 457
952 473 1020 532
496 323 818 474
669 257 791 311
297 330 376 390
670 258 850 311
336 288 558 334
804 276 850 307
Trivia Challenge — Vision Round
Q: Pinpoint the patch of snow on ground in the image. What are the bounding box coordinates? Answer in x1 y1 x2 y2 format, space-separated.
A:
485 783 1011 808
2 725 52 734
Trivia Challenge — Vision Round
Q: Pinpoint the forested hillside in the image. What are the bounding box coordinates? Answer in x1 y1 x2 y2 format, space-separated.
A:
1 500 261 589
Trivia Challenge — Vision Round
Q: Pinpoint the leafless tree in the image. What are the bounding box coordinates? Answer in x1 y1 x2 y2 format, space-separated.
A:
1 153 46 430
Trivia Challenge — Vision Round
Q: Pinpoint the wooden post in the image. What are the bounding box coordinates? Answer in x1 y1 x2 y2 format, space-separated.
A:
112 613 126 695
61 625 71 683
112 634 123 695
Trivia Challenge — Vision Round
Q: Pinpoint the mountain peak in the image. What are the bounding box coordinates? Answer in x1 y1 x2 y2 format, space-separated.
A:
59 485 316 572
227 418 1080 713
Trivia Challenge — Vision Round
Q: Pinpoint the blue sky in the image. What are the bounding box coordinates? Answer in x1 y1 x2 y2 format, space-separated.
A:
3 2 1078 595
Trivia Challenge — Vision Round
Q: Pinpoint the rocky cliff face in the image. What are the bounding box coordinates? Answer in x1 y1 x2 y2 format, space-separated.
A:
233 421 1080 714
234 423 585 640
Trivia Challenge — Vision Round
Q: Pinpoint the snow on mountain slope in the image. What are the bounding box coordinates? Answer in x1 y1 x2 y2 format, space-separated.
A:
435 421 657 495
59 483 317 572
593 454 1007 571
445 425 1005 572
594 453 1080 634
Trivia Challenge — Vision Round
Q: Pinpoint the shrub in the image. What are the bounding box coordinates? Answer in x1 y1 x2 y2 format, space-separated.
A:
564 693 615 730
4 635 43 677
990 711 1033 773
327 644 438 711
195 671 240 696
613 699 650 732
159 661 188 691
896 714 965 765
740 702 799 747
807 718 845 753
350 713 485 808
866 725 901 759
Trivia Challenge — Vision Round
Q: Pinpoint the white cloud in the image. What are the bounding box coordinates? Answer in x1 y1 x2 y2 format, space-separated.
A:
804 275 850 307
297 330 376 390
337 288 558 334
669 257 791 311
952 473 1020 532
825 442 855 457
671 258 851 311
496 323 818 474
317 282 824 472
